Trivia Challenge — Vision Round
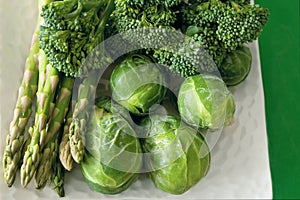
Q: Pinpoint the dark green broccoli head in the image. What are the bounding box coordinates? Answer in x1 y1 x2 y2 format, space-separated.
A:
152 35 218 77
180 0 269 62
119 0 184 8
112 2 177 32
185 25 227 67
180 0 227 66
153 48 217 78
224 0 251 6
216 2 270 50
109 0 269 78
40 0 114 77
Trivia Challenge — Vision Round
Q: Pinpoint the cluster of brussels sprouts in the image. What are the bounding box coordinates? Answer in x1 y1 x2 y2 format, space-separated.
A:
80 53 236 195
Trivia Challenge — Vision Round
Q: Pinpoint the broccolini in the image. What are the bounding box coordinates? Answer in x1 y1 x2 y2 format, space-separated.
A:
111 0 269 77
40 0 115 77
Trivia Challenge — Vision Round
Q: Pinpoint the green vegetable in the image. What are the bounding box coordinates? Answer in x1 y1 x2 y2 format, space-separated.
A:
20 51 60 187
141 114 210 194
59 102 75 171
51 158 65 197
69 71 100 164
81 96 142 194
110 54 167 115
182 0 270 54
112 0 179 33
109 0 268 78
51 127 66 198
230 0 251 6
65 0 115 164
34 76 74 189
111 0 210 77
152 35 218 77
178 74 235 130
40 0 115 77
121 0 183 7
20 0 71 188
2 22 40 187
219 45 252 86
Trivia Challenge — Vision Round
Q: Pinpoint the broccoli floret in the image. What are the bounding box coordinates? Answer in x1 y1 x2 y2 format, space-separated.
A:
226 0 251 6
109 0 269 77
111 1 210 76
40 0 115 77
153 37 218 77
181 0 269 62
180 0 227 66
121 0 184 8
216 2 269 50
112 1 177 32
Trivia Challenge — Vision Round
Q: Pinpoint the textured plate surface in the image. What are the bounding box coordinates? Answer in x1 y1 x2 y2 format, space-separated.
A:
0 0 272 199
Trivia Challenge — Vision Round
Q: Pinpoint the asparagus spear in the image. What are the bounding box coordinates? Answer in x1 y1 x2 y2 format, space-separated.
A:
20 0 60 187
2 23 40 187
69 71 100 163
19 136 32 166
51 130 66 197
20 55 60 187
34 76 74 189
59 101 75 171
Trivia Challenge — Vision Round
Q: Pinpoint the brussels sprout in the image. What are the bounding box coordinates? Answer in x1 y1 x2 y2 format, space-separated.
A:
81 96 142 194
178 74 235 130
219 45 252 86
141 114 210 195
110 54 167 115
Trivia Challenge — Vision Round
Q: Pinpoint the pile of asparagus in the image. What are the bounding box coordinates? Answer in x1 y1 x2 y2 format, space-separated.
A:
2 0 96 196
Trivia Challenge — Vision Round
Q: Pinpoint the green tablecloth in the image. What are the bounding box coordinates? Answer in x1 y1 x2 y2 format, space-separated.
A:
255 0 300 199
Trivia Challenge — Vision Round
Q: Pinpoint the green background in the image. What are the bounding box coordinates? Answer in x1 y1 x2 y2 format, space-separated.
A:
255 0 300 199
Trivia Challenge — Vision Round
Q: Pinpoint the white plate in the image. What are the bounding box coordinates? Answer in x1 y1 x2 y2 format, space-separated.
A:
0 0 272 199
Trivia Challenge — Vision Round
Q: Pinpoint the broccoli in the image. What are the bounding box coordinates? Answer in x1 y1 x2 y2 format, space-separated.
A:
40 0 115 77
181 0 269 52
226 0 251 6
108 0 269 77
216 2 269 50
111 0 216 77
112 0 178 32
120 0 183 8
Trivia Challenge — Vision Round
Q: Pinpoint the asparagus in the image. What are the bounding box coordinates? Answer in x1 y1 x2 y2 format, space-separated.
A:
2 24 40 186
34 77 74 189
19 0 60 187
51 131 66 197
20 55 60 187
19 137 32 166
59 101 75 171
69 71 100 163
